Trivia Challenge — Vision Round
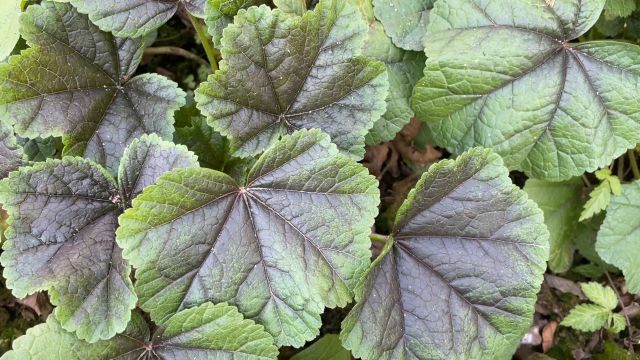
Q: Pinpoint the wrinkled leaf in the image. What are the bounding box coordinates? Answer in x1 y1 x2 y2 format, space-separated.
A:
274 0 307 15
0 135 197 342
18 136 62 162
1 303 279 359
525 178 583 273
196 0 388 160
0 122 25 178
580 170 620 221
67 0 206 38
0 0 21 62
561 304 610 332
117 129 379 347
0 2 185 173
596 180 640 293
341 147 549 360
580 282 618 310
290 334 351 360
412 0 640 181
174 116 236 170
205 0 267 45
372 0 434 51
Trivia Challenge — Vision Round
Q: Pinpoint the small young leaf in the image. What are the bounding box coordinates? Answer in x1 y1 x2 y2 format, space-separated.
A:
67 0 206 38
0 2 186 173
341 147 549 360
372 0 434 51
290 334 351 360
117 129 380 347
174 116 236 171
561 304 611 332
196 0 388 160
18 136 63 162
412 0 640 181
580 170 620 221
0 0 21 62
605 0 636 17
610 313 626 333
525 178 583 273
205 0 267 44
0 122 25 178
1 303 279 359
596 180 640 293
580 282 618 310
0 135 198 342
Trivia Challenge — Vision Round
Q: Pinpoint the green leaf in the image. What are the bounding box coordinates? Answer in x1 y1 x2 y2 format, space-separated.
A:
18 136 63 162
174 116 237 171
0 157 135 342
610 313 626 333
596 180 640 293
1 303 279 359
561 304 611 332
0 135 197 342
274 0 308 15
0 0 21 62
363 21 426 145
196 0 388 160
341 147 549 360
580 282 618 310
117 129 380 347
580 183 613 221
594 340 636 360
0 2 185 173
595 13 625 37
0 122 25 179
66 0 205 38
205 0 267 45
525 178 583 273
412 0 640 181
290 334 351 360
605 0 636 17
372 0 434 51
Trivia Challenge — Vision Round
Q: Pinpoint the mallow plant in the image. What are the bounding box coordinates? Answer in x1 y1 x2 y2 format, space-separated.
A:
0 0 637 358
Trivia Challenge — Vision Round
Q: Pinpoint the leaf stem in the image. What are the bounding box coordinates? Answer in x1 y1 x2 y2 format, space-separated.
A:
144 46 210 67
605 271 635 354
369 233 388 244
190 15 218 72
629 149 640 180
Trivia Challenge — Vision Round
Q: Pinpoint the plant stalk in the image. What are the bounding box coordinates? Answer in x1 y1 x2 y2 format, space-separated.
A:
369 233 388 244
629 149 640 179
605 271 635 354
190 15 218 71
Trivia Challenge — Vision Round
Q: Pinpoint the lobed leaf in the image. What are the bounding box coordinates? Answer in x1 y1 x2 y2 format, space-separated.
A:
196 0 388 160
341 147 549 360
117 129 380 347
412 0 640 181
580 282 618 310
560 303 611 332
205 0 268 45
1 303 279 359
372 0 435 51
0 2 185 173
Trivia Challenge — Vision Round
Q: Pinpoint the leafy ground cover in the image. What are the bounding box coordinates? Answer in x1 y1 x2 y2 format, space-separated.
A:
0 0 639 359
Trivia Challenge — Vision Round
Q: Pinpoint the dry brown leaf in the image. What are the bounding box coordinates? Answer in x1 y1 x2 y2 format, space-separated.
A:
544 274 586 300
542 321 558 353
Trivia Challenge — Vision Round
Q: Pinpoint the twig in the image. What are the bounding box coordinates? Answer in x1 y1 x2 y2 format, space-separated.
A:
143 46 210 67
605 271 635 354
190 15 218 71
629 149 640 180
369 233 388 244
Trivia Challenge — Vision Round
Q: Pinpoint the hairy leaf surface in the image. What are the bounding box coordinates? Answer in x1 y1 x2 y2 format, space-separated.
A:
412 0 640 180
372 0 434 51
117 129 380 347
525 178 583 273
596 180 640 293
0 135 197 342
67 0 206 38
1 303 278 359
0 122 25 178
341 148 549 360
0 2 185 173
196 0 388 160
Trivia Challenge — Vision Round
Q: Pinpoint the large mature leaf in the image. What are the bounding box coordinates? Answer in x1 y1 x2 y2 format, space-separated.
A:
117 129 380 347
1 303 279 359
525 178 583 273
0 0 21 62
0 135 197 342
412 0 640 181
196 0 388 160
0 2 185 173
596 180 640 293
66 0 206 38
0 122 25 178
341 147 549 360
372 0 434 51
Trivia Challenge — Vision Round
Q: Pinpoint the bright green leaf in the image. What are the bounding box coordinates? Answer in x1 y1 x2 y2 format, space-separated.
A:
341 147 549 360
372 0 434 51
0 0 21 62
561 304 611 332
580 171 621 221
525 178 583 273
117 129 380 347
610 313 626 333
412 0 640 181
196 0 388 160
290 334 351 360
0 122 25 179
580 282 618 310
174 116 238 171
0 2 186 173
1 303 279 359
605 0 636 17
596 180 640 293
274 0 307 15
